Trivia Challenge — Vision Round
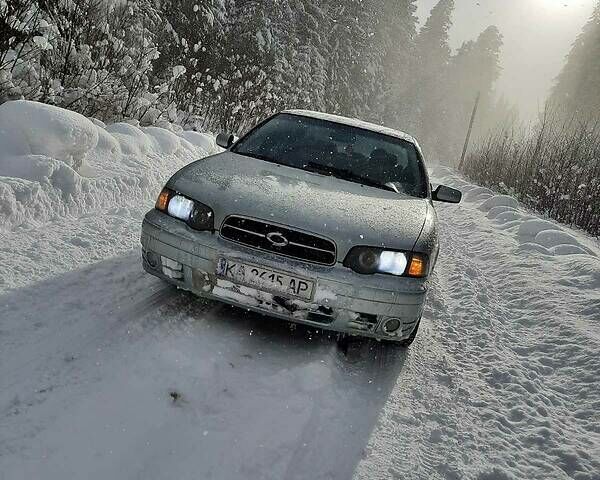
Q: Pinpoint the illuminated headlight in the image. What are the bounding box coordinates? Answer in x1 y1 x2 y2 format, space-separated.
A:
155 188 214 231
168 195 195 221
378 251 408 276
343 247 427 278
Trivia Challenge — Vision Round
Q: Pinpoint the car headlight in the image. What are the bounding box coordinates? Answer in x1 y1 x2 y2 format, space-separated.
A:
155 188 214 231
343 247 428 278
168 194 195 220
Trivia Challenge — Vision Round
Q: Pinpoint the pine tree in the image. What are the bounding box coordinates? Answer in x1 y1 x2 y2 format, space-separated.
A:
415 0 453 58
153 0 229 126
371 0 419 128
411 0 455 156
319 0 375 117
450 26 503 98
550 1 600 121
213 0 277 130
275 0 328 111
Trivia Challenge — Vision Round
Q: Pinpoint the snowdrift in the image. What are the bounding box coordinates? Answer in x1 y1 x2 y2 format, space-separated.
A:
432 165 598 261
0 101 218 230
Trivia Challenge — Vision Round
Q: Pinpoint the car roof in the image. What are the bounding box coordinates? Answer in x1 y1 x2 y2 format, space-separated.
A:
282 109 421 151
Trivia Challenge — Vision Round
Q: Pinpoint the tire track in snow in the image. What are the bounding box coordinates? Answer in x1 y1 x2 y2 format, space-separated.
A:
0 257 177 393
0 254 225 466
355 226 487 480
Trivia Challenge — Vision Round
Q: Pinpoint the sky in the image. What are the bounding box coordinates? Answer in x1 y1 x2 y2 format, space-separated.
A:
416 0 597 120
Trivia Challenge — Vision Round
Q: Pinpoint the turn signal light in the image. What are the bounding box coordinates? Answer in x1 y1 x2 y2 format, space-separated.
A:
408 254 427 278
155 188 171 212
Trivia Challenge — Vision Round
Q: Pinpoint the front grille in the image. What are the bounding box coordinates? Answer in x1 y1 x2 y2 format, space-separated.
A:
220 216 336 265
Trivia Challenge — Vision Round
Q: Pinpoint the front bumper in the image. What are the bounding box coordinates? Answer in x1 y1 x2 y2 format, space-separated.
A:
140 210 428 341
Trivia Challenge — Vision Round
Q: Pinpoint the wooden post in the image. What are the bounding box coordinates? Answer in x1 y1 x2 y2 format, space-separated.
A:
458 91 481 171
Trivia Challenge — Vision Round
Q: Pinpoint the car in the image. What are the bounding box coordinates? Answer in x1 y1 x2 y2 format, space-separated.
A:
140 110 461 346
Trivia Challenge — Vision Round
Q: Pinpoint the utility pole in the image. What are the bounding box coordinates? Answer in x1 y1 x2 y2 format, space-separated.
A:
458 91 481 171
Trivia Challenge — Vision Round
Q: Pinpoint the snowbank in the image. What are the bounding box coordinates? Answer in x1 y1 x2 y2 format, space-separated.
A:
431 166 598 260
0 101 218 230
0 101 98 172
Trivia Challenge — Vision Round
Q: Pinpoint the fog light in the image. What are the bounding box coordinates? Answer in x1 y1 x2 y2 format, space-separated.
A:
383 318 401 334
145 250 160 269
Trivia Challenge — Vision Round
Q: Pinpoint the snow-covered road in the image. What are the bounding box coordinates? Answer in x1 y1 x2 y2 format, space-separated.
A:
1 102 599 480
1 167 599 480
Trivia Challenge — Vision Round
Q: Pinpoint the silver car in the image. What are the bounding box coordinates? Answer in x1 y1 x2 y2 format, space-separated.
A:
140 110 461 346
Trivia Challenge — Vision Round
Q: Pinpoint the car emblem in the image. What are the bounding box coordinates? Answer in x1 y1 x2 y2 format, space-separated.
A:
266 231 289 247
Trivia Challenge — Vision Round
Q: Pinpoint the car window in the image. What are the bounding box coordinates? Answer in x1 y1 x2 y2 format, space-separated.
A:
232 113 428 198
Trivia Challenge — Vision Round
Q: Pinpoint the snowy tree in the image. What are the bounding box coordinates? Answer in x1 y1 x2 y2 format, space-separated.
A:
0 0 51 102
0 0 169 121
370 0 419 127
0 0 501 149
319 0 375 117
410 0 454 154
208 0 281 130
550 1 600 121
153 0 229 127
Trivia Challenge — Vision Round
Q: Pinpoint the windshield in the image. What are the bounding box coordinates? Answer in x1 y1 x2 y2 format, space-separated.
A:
232 113 428 198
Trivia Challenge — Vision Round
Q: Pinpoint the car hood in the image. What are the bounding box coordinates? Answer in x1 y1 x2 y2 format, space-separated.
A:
168 152 429 259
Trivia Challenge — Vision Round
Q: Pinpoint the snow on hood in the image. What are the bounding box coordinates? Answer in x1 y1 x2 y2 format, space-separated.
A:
169 152 429 257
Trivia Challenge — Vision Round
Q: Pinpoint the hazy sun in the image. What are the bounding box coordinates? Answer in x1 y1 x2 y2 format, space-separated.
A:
538 0 594 10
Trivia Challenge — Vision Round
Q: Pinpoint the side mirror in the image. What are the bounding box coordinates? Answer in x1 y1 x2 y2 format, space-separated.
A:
432 185 462 203
216 132 236 149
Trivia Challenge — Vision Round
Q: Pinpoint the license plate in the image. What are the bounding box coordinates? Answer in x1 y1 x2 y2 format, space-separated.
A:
216 258 314 301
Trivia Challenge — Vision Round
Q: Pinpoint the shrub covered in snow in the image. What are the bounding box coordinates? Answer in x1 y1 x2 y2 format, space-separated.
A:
463 111 600 236
0 0 192 124
0 100 97 173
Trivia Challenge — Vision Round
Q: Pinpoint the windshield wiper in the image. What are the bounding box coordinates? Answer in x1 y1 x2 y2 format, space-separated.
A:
304 162 396 192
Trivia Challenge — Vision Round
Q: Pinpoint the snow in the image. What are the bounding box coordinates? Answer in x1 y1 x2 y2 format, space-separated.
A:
0 100 219 289
479 194 520 211
0 100 98 171
519 218 563 240
463 186 494 202
355 166 600 480
534 229 583 249
1 108 599 479
0 101 217 232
